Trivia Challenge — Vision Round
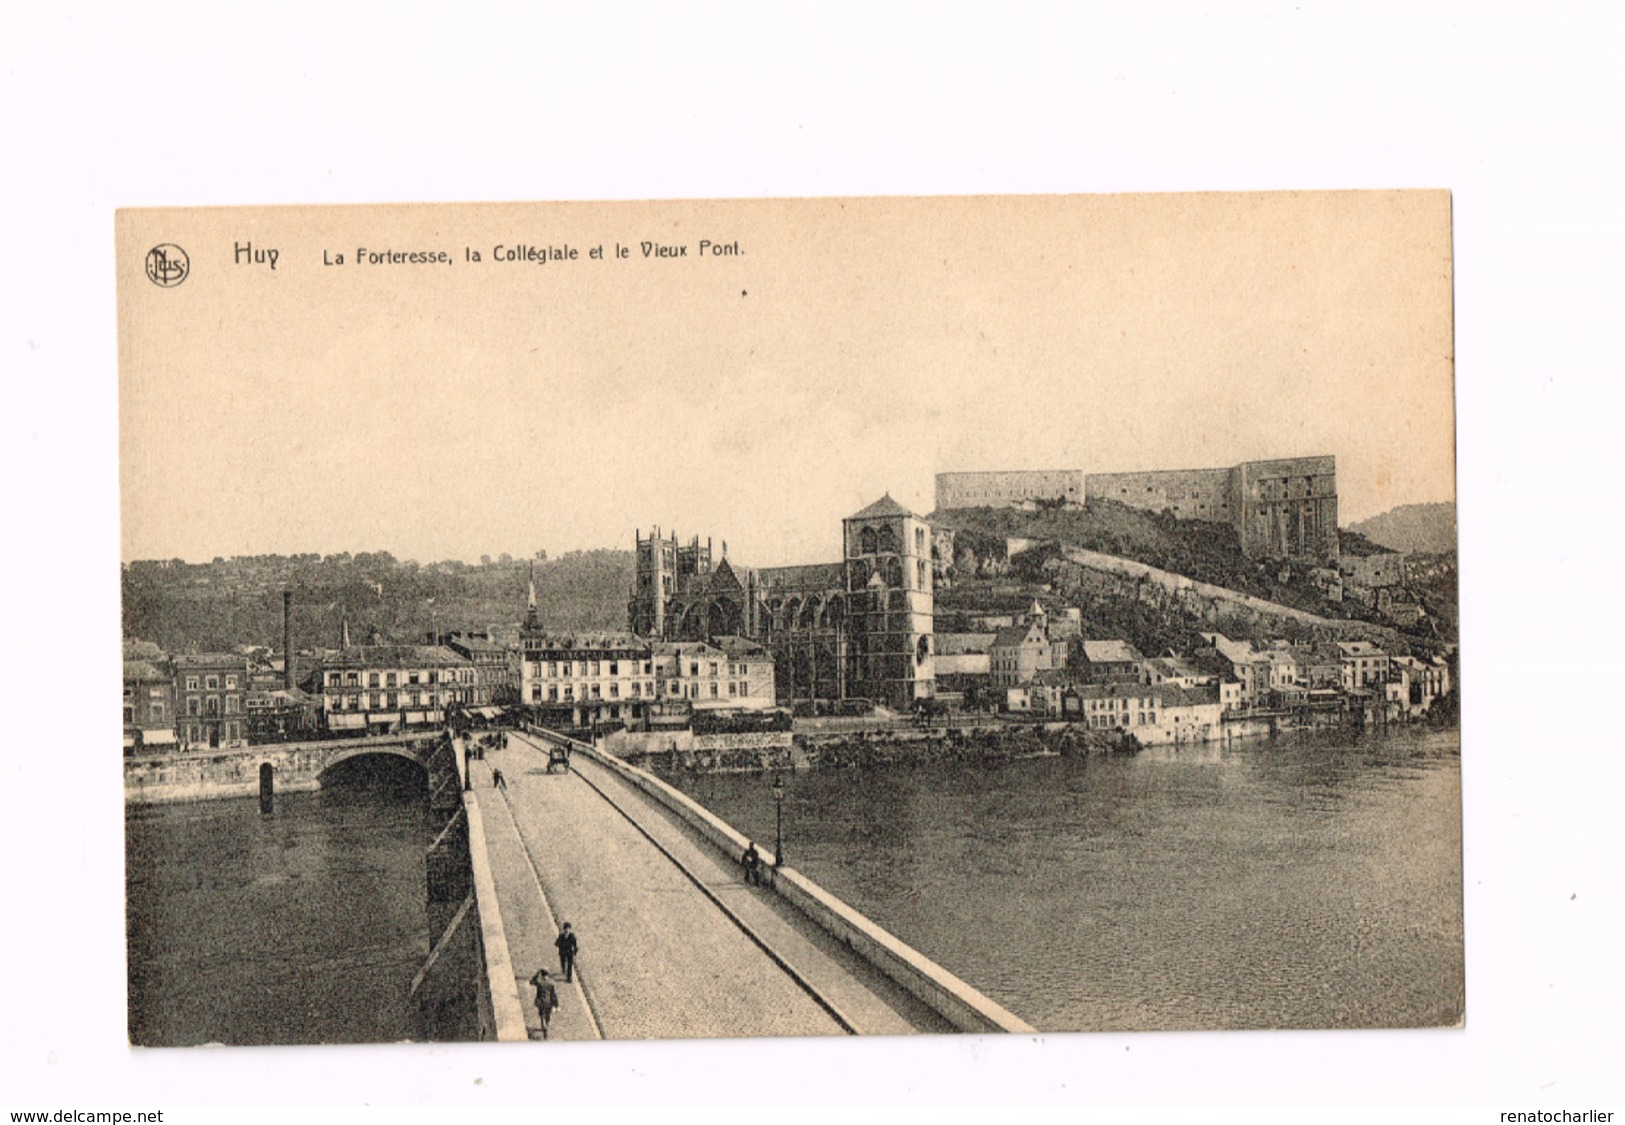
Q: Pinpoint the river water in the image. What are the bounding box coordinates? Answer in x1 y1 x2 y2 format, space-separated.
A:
125 728 1461 1042
125 756 438 1046
673 726 1464 1032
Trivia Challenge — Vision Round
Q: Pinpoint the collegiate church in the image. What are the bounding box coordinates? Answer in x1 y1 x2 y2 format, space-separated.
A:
628 496 937 711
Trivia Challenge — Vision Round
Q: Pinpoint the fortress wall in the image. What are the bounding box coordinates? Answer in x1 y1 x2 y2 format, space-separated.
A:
1083 467 1236 522
935 470 1083 510
1234 456 1340 562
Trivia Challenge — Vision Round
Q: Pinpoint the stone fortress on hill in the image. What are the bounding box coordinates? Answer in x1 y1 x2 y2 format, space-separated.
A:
936 456 1341 564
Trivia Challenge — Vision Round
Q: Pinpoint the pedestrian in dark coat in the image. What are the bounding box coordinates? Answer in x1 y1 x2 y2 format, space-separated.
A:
554 923 578 982
491 767 507 790
529 967 559 1039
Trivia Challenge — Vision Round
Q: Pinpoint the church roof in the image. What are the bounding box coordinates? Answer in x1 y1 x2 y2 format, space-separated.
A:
848 493 915 520
756 562 846 590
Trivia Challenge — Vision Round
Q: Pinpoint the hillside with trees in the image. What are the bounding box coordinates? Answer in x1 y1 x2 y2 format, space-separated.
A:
931 500 1457 652
1348 503 1457 554
121 549 635 654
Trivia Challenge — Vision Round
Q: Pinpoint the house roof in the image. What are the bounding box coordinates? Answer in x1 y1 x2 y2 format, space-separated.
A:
446 634 508 653
1156 684 1222 708
1336 641 1387 657
653 640 712 654
172 652 249 669
992 622 1043 648
847 493 915 520
321 644 474 668
1206 634 1264 664
123 660 167 683
1081 639 1142 664
936 632 998 655
711 635 769 657
1075 681 1153 700
527 633 648 654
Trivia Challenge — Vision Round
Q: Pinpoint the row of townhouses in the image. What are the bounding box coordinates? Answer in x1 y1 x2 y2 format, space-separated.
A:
122 631 517 752
934 601 1453 745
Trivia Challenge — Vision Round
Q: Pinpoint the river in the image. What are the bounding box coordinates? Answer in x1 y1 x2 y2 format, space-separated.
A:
125 756 438 1046
124 727 1462 1042
672 726 1464 1032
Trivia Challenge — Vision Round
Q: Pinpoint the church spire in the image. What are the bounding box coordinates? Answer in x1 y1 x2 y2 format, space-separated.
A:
525 560 542 631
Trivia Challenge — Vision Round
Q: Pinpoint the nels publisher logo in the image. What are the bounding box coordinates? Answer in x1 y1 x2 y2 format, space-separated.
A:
145 243 189 287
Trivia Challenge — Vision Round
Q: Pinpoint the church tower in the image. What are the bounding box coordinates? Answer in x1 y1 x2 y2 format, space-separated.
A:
629 528 675 637
842 494 935 709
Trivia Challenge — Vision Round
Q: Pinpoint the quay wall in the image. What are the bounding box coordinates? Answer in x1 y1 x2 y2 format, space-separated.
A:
599 729 794 768
123 733 439 805
526 726 1035 1035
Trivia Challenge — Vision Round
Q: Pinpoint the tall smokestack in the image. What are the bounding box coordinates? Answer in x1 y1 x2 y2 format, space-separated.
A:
283 589 295 690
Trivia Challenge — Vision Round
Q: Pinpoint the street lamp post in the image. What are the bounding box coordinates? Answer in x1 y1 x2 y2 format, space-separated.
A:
772 774 786 868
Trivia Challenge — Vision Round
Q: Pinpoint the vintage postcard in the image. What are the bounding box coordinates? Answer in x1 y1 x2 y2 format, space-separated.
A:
118 192 1459 1046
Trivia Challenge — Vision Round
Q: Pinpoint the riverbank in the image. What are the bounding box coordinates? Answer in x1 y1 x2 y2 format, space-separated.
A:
622 722 1130 777
797 723 1126 769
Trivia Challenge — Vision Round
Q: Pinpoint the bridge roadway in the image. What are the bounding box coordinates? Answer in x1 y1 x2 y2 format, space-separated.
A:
467 732 955 1040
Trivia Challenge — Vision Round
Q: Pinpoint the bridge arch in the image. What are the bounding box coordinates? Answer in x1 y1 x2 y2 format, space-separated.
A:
316 742 434 786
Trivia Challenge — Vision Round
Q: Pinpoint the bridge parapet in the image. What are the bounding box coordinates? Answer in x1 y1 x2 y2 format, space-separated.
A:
412 737 529 1042
124 732 445 805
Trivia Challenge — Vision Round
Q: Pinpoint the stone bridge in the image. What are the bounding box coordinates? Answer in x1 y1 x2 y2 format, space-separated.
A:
123 731 462 809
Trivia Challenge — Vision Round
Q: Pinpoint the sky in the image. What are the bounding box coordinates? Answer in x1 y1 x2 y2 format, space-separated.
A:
119 191 1455 567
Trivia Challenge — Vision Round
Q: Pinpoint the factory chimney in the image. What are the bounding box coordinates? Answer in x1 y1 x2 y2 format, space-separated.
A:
282 589 295 690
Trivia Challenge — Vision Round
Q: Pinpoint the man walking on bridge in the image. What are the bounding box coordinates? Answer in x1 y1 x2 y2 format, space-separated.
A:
529 967 559 1039
555 922 578 983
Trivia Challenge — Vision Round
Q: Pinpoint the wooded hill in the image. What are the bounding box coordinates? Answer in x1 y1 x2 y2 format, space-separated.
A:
1348 502 1458 554
121 549 634 655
